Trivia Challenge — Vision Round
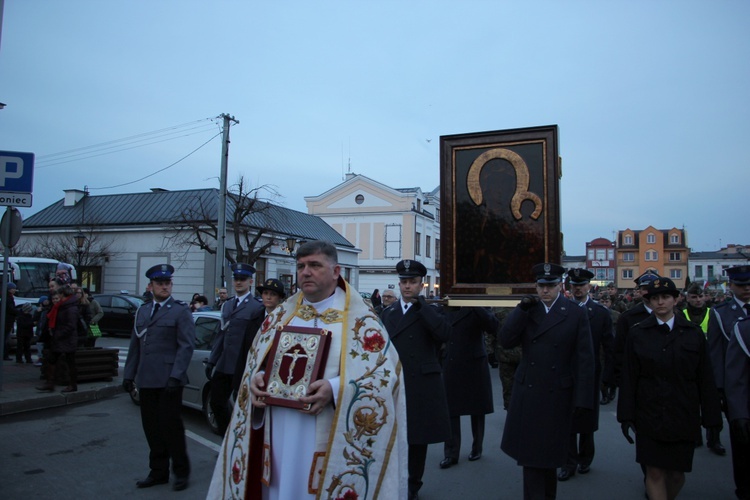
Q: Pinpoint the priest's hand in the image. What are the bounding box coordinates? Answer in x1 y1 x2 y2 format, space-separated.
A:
249 372 269 408
299 379 333 416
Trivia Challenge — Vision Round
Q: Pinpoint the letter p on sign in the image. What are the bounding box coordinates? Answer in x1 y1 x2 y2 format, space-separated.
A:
0 156 24 188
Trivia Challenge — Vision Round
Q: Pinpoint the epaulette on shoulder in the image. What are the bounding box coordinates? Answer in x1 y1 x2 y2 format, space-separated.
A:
173 299 189 306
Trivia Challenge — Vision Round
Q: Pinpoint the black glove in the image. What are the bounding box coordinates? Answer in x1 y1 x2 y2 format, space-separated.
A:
519 295 538 312
413 295 428 311
205 362 215 380
718 389 728 414
122 379 134 394
731 419 750 445
165 377 181 398
621 421 635 444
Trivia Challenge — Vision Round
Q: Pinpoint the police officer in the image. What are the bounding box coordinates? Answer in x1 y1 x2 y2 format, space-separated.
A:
708 265 750 500
499 263 594 500
726 317 750 498
206 262 263 434
380 259 451 500
559 268 613 481
123 264 195 491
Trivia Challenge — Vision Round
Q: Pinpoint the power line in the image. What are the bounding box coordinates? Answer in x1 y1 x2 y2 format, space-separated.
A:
37 117 216 160
89 131 223 191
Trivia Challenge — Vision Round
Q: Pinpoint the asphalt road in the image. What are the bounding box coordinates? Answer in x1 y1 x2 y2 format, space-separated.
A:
0 341 738 499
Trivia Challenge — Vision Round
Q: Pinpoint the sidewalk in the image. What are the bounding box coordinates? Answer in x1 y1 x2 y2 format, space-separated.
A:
0 359 122 416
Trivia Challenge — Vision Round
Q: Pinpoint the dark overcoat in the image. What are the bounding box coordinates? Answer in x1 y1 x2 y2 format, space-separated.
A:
613 302 651 387
442 307 499 416
617 314 722 443
209 294 263 374
499 296 595 468
571 299 613 433
726 317 750 422
50 295 80 354
124 297 195 388
708 299 747 391
381 298 452 445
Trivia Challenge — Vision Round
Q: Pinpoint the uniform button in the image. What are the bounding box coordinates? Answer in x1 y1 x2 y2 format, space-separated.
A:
528 384 533 388
530 362 535 366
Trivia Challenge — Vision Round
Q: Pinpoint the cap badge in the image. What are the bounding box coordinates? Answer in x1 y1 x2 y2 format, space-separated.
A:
544 263 551 275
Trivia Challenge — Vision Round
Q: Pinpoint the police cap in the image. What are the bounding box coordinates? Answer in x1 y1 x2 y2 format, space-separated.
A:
726 265 750 286
568 268 594 285
146 264 174 281
532 263 565 284
231 262 256 279
396 259 427 279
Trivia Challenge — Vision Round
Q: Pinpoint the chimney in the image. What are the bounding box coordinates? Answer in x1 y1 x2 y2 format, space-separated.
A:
63 189 86 207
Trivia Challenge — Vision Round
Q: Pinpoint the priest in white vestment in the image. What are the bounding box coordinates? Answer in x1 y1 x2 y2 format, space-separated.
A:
208 240 407 499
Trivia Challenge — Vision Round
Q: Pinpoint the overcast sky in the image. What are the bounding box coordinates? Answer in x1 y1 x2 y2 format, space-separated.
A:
0 0 747 255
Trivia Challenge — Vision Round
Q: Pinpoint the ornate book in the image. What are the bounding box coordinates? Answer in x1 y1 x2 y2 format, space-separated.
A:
261 326 332 410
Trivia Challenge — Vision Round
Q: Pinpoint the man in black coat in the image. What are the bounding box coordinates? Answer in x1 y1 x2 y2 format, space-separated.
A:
499 263 595 500
440 306 499 468
380 259 452 500
558 269 613 481
708 265 750 500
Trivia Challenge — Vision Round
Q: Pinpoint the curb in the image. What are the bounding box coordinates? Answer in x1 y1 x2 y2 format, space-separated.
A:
0 384 123 417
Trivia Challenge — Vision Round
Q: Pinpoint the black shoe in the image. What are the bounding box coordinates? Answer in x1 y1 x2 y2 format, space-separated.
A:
600 395 611 405
173 476 189 491
468 451 481 461
136 476 169 488
709 442 726 456
557 468 575 481
439 457 458 469
577 464 590 474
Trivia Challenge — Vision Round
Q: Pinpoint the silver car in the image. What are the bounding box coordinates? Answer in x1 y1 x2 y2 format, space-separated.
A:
129 310 226 435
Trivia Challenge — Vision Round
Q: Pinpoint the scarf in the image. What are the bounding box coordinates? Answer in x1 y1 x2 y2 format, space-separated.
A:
47 296 73 329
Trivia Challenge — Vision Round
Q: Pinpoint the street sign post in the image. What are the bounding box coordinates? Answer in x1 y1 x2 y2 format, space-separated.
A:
0 151 35 208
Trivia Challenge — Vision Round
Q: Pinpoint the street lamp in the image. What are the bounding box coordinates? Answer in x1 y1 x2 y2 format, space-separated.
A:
74 232 86 268
285 237 298 256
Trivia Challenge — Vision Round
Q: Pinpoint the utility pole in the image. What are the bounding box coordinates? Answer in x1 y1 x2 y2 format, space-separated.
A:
214 113 238 302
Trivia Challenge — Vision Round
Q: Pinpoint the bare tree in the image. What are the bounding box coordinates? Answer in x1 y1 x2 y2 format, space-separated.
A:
166 176 283 265
13 228 119 266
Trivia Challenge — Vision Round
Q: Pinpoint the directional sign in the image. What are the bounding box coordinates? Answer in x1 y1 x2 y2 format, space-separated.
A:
0 151 35 207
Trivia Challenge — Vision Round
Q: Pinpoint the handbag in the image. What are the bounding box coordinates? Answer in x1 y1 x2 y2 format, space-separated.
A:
89 323 102 338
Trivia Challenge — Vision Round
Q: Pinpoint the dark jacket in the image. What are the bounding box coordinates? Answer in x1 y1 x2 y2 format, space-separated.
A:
708 299 748 391
50 296 81 354
571 298 613 433
617 313 722 442
613 302 651 387
232 306 266 394
381 297 452 445
499 295 595 468
442 307 499 417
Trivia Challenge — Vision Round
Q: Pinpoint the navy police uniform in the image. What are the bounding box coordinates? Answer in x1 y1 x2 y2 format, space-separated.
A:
380 259 452 500
560 268 613 480
711 265 750 499
207 263 263 434
499 263 595 500
123 264 195 490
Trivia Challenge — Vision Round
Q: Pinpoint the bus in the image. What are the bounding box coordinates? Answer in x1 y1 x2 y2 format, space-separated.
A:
5 257 77 303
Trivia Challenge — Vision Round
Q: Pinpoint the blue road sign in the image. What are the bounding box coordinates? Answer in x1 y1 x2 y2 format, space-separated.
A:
0 151 34 193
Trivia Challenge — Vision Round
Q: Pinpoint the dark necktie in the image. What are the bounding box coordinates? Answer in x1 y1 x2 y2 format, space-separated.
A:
744 303 750 317
235 298 240 309
659 323 670 334
152 303 160 318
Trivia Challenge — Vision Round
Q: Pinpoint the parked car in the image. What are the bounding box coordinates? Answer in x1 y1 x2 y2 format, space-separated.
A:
93 294 145 337
128 310 225 434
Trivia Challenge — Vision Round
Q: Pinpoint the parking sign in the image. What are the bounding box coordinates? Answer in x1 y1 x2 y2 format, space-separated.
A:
0 151 35 207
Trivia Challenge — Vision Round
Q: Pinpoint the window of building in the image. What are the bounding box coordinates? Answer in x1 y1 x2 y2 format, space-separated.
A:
647 233 656 244
607 268 615 281
624 234 633 245
670 269 682 279
385 224 402 259
595 249 606 260
623 252 634 262
595 269 607 280
416 199 421 212
587 249 594 260
669 252 681 262
622 269 633 279
607 248 614 260
435 238 440 264
426 235 431 258
645 250 658 261
707 265 714 278
670 233 680 244
435 208 440 223
355 194 364 205
694 265 703 278
415 231 421 256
